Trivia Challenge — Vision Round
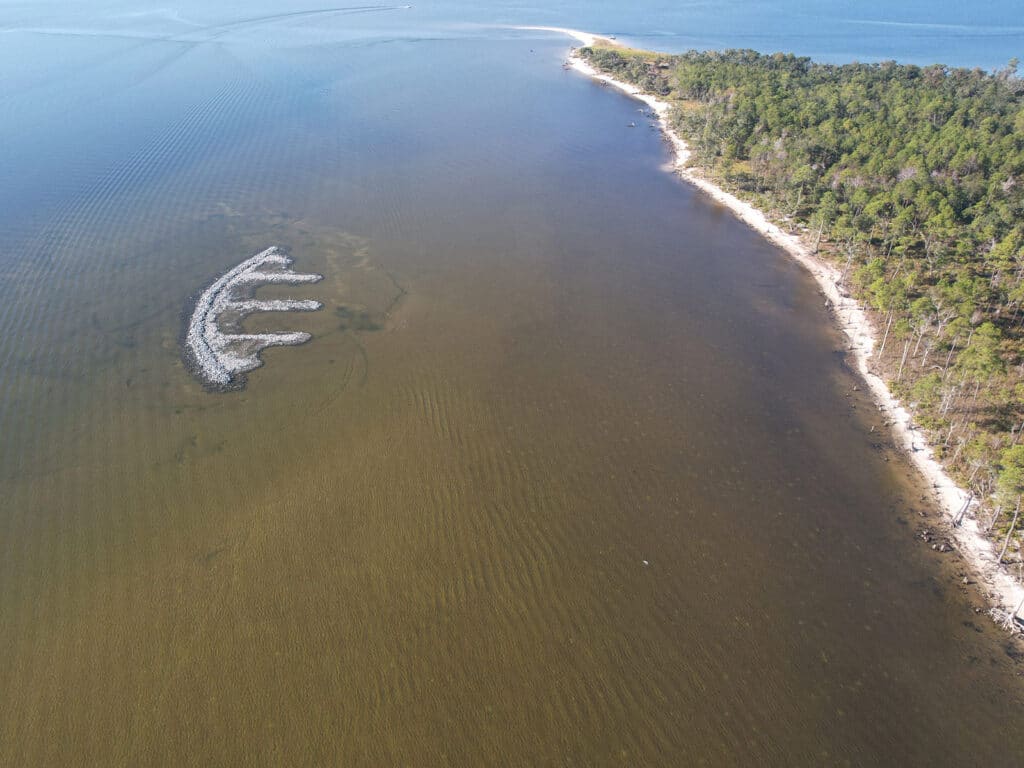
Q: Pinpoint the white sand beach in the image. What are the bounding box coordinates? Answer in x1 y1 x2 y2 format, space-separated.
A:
522 26 1024 628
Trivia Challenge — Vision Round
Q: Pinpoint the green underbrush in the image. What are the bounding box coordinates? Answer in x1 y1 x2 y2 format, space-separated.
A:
581 44 1024 550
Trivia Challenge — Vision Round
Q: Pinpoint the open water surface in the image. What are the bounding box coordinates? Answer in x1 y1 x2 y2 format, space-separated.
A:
2 2 1024 765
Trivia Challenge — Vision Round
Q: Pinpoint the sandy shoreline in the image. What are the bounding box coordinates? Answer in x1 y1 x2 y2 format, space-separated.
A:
522 26 1024 628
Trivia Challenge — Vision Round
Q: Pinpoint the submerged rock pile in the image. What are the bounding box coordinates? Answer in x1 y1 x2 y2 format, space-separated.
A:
184 246 323 390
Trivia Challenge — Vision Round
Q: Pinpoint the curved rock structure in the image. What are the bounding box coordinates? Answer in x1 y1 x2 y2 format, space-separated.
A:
184 247 323 390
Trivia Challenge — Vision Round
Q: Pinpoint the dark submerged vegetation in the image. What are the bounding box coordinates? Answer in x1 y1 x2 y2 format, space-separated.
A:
580 44 1024 557
336 305 384 332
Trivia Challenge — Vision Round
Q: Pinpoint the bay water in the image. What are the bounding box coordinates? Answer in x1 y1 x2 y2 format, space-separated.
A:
1 2 1023 765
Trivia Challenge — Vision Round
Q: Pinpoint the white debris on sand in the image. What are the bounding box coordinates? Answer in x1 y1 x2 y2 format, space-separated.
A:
185 246 323 389
526 26 1024 628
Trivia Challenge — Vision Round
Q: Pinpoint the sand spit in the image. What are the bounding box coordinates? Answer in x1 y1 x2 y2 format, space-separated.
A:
184 246 323 391
514 26 600 47
520 26 1024 628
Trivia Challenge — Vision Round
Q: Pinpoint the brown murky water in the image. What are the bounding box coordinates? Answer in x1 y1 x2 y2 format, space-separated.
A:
1 27 1023 767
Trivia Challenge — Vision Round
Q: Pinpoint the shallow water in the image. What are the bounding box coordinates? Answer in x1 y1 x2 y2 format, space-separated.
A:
2 4 1024 766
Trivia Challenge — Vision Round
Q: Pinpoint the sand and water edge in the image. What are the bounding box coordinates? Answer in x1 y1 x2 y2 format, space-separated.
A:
521 25 1024 630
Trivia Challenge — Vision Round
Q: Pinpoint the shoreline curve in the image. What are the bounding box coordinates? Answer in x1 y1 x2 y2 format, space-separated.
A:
521 25 1024 630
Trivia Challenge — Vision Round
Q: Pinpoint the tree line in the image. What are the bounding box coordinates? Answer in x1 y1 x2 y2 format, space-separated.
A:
580 44 1024 557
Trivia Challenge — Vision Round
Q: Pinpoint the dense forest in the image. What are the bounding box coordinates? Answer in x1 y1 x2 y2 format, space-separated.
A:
579 44 1024 560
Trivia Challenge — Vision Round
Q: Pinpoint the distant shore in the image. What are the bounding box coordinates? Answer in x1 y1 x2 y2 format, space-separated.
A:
523 26 1024 629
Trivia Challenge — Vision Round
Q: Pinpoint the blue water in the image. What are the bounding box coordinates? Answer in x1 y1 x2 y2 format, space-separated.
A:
4 0 1021 67
2 1 1019 249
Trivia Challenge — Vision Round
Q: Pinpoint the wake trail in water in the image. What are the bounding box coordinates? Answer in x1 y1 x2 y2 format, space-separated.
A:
0 76 258 485
832 17 1024 33
14 5 414 44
